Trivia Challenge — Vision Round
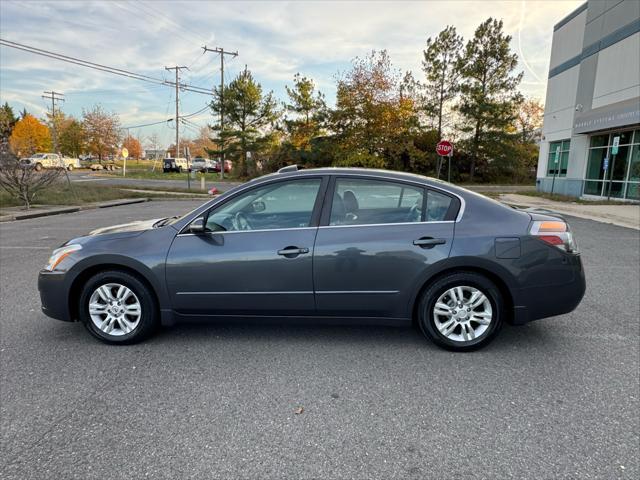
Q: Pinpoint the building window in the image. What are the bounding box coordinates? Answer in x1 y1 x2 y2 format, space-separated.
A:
547 140 570 177
584 129 640 199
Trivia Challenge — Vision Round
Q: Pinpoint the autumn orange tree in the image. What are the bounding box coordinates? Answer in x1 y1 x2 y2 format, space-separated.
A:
9 114 52 157
332 50 420 168
122 135 142 159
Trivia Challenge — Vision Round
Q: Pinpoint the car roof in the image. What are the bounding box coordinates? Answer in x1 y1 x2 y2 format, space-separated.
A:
262 166 462 192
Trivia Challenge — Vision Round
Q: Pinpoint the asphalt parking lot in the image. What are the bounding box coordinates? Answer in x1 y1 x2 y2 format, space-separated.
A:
1 200 638 479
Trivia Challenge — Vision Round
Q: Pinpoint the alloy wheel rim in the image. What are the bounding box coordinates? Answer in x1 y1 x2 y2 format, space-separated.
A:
88 283 142 336
432 285 493 343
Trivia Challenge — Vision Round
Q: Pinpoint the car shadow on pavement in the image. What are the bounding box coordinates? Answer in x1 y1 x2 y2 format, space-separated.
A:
42 315 557 352
142 319 556 352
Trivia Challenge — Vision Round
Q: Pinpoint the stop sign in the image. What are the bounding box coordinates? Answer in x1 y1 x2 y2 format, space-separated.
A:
436 140 453 156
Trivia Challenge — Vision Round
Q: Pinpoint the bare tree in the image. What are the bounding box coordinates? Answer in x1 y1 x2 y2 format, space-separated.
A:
0 148 63 209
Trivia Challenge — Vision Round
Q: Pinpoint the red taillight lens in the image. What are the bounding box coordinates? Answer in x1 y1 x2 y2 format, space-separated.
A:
538 235 564 246
530 220 579 253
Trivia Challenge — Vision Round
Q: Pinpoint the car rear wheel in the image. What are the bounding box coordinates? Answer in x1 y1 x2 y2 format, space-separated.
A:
67 165 74 171
35 163 43 171
78 271 158 344
418 272 503 351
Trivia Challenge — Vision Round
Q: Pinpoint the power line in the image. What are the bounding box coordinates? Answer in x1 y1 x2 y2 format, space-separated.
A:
123 118 174 129
123 0 206 47
181 105 210 119
0 38 213 96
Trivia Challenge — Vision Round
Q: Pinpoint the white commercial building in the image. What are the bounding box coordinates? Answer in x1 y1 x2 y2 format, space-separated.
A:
537 0 640 200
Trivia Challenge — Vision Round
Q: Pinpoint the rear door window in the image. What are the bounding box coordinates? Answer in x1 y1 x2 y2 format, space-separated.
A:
329 178 424 226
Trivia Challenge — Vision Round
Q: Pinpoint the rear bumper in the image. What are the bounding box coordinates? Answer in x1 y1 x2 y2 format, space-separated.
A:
38 270 73 322
511 254 586 325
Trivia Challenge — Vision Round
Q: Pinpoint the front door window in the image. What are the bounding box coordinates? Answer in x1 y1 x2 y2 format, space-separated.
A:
207 178 322 232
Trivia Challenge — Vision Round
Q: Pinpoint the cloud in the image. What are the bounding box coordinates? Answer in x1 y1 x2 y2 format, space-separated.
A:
1 0 583 145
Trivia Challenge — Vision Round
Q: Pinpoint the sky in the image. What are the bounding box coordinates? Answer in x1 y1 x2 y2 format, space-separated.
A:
0 0 583 148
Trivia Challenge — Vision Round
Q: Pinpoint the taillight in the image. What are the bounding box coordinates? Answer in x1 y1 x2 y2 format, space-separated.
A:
530 220 579 253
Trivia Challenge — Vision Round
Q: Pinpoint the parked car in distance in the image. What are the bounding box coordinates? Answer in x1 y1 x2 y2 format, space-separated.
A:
163 157 189 173
38 166 585 351
22 153 80 171
191 157 216 173
211 159 232 173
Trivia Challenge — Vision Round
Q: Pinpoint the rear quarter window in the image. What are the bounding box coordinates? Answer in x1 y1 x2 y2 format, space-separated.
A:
425 189 459 221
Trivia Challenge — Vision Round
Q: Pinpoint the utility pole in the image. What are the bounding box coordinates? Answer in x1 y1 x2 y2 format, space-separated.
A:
202 46 237 179
164 66 188 163
42 90 73 191
42 91 64 153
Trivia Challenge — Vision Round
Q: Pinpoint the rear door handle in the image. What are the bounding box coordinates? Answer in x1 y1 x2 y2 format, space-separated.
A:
413 237 446 249
277 246 309 257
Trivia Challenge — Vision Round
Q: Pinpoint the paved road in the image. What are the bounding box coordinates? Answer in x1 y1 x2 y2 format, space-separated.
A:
68 170 241 192
1 201 638 479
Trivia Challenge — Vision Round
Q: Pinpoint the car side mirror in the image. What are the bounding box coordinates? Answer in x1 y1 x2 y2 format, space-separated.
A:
189 217 206 234
251 201 266 213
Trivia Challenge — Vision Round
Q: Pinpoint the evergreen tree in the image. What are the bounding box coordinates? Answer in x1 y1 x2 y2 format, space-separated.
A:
284 73 326 150
0 102 17 143
421 25 463 140
210 68 279 177
456 18 523 181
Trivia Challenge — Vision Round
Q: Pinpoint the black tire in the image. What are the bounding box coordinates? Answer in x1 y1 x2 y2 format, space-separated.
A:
417 272 503 352
78 270 159 344
67 165 74 171
35 163 43 171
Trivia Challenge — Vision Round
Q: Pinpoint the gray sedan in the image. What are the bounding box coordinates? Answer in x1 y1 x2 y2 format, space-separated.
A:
38 167 585 351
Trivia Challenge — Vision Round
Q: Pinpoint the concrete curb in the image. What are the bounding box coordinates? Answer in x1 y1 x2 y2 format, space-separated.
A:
0 198 151 222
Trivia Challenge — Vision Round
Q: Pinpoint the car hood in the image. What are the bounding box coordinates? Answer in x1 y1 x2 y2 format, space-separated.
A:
89 218 162 236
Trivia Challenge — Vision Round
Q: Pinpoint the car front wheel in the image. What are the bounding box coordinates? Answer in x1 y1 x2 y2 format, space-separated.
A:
418 272 503 351
78 270 158 344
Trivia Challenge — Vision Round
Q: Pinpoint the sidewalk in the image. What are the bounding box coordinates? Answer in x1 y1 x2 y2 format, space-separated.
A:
500 194 640 230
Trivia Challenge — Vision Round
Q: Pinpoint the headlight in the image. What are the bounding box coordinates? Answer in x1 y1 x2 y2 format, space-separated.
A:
44 244 82 271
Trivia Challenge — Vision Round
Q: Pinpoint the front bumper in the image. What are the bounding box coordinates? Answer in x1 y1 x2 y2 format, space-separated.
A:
38 270 73 322
511 253 586 325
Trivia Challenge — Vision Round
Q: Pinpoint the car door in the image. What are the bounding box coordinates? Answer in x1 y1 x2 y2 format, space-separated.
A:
165 176 328 316
313 176 457 319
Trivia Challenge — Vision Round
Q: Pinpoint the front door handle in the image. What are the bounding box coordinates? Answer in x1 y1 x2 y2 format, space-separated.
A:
277 246 310 257
413 237 446 249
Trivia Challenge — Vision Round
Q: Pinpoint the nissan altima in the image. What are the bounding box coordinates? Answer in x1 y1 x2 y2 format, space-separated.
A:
38 167 585 351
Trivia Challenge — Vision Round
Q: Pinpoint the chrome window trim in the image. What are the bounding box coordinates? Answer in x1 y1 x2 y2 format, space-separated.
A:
176 226 318 237
319 220 454 229
178 171 466 232
325 172 466 222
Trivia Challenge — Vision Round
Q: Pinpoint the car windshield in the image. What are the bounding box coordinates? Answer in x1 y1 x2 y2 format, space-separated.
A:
31 153 46 159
